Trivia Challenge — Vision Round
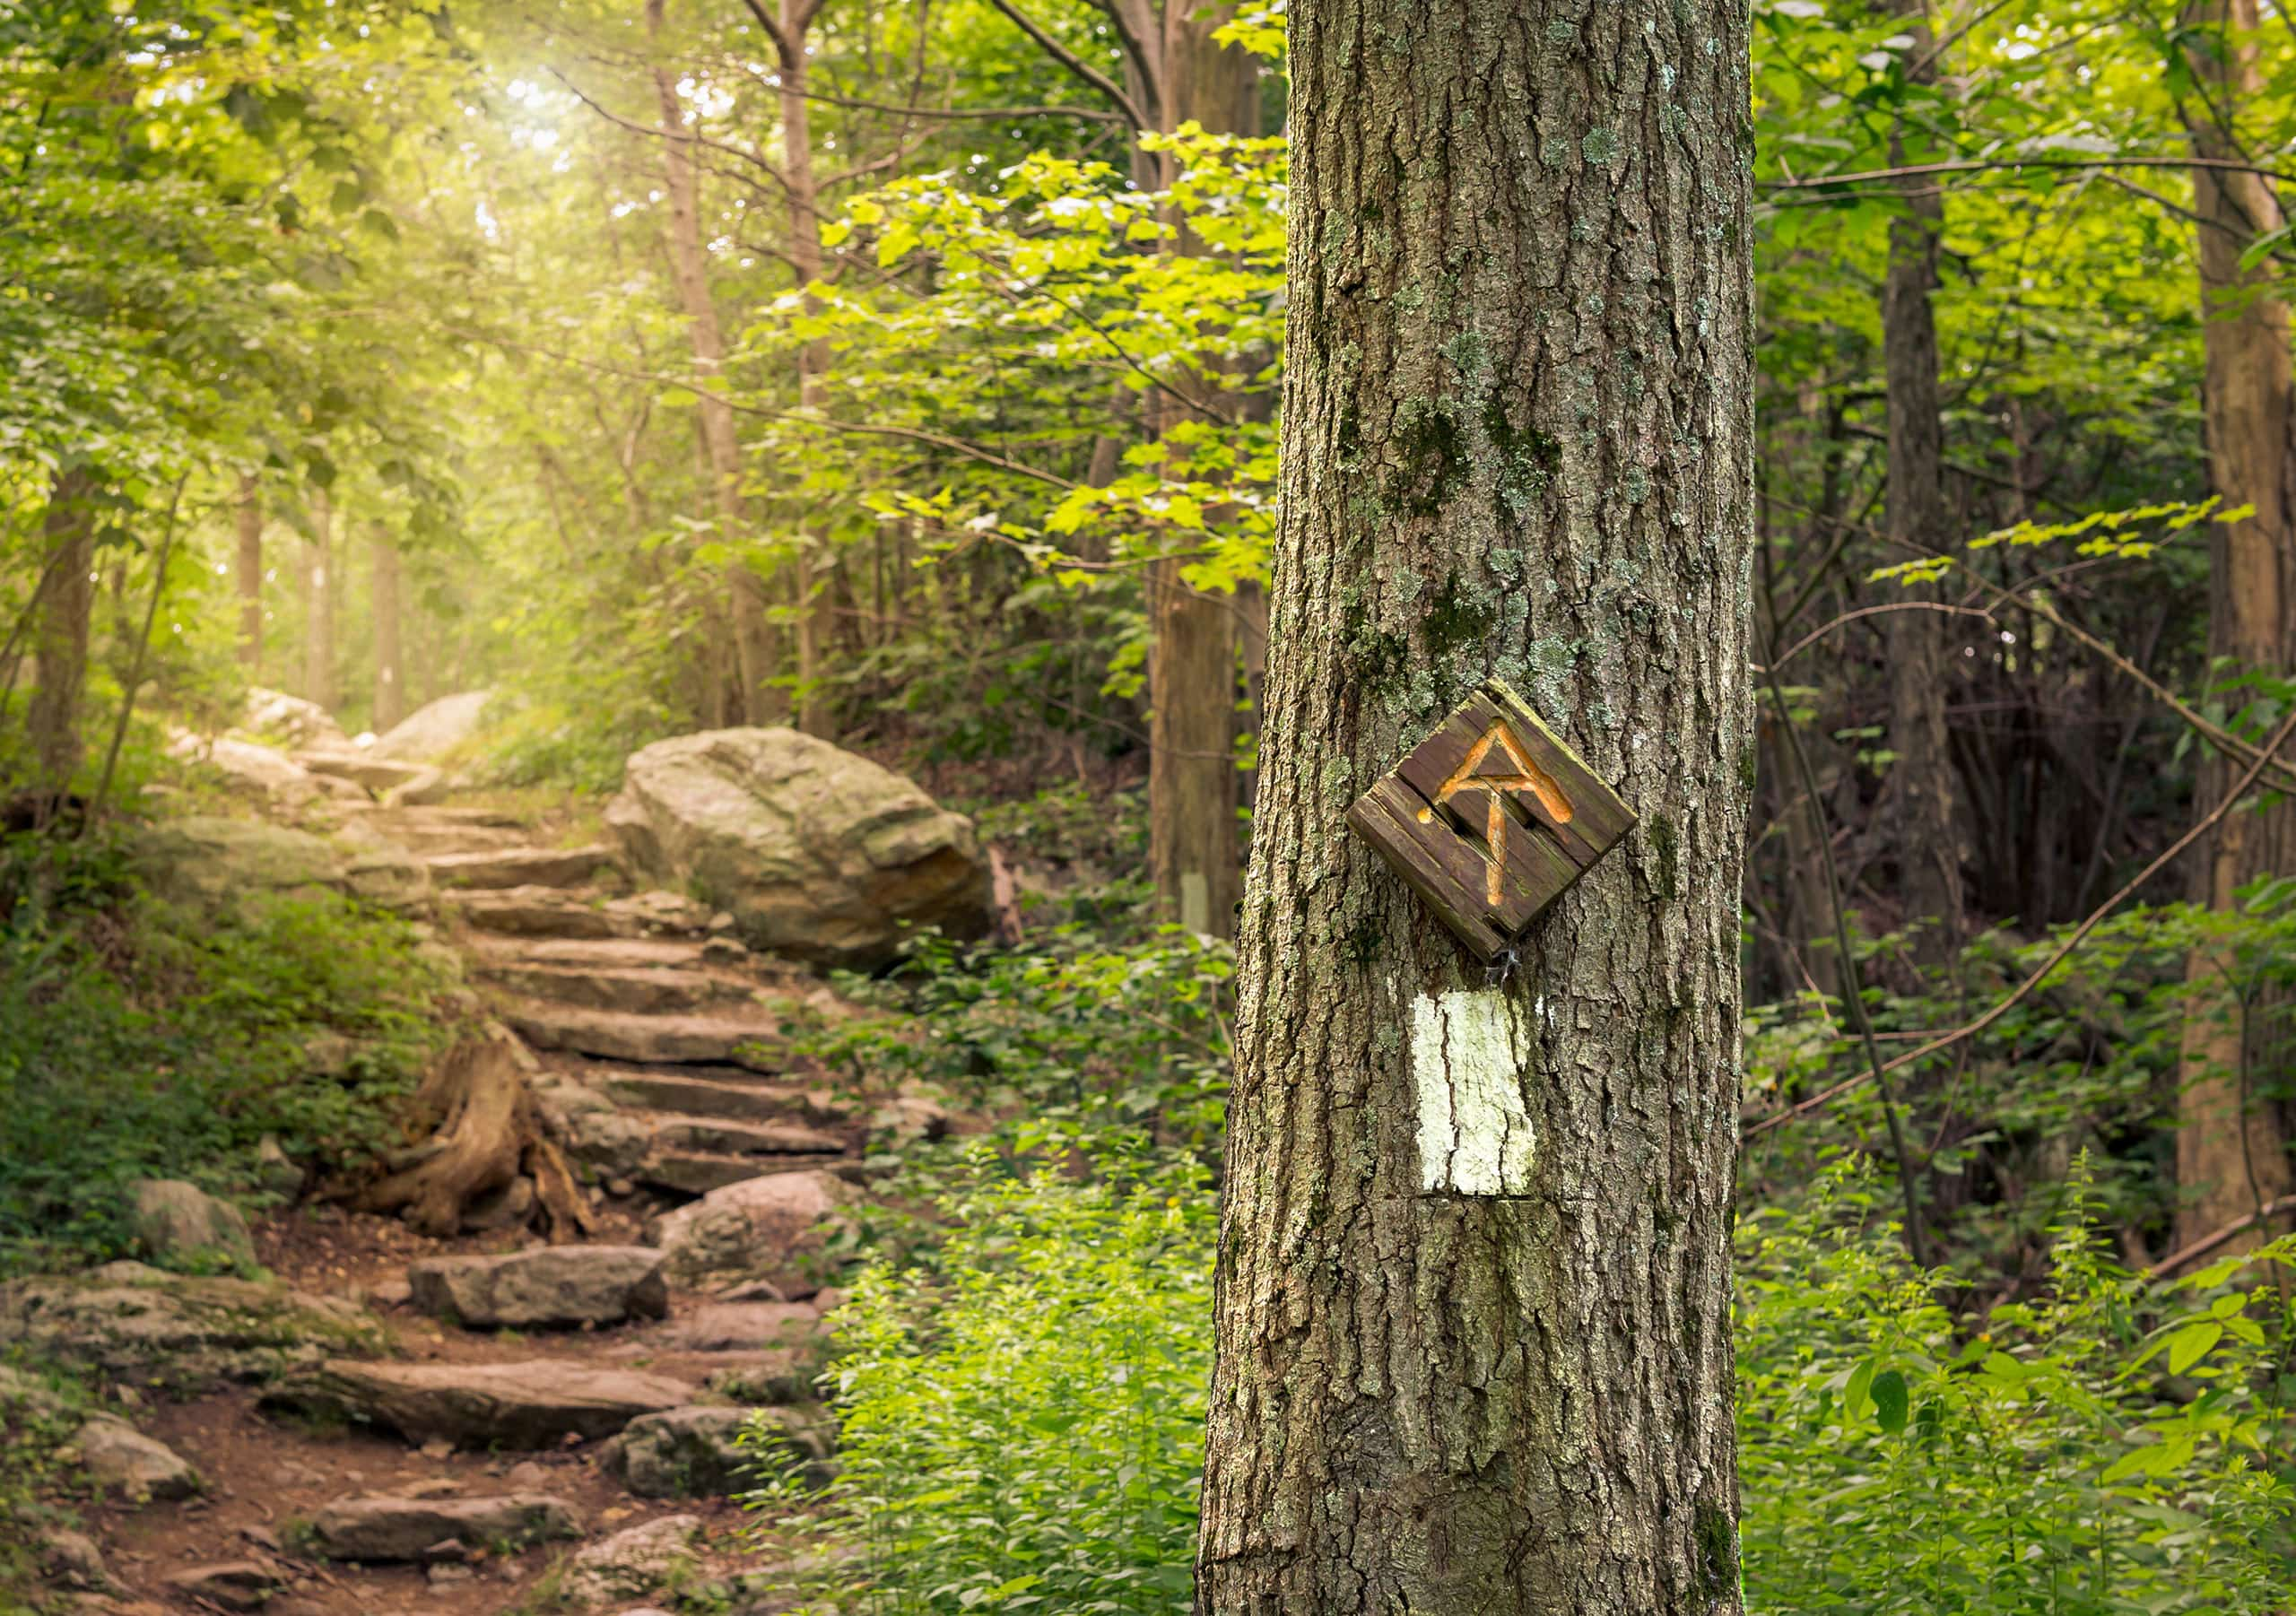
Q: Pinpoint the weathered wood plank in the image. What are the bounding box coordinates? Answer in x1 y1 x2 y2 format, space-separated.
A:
1348 680 1637 960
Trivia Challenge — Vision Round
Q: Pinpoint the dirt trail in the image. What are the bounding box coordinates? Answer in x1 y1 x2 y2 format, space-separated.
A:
67 795 883 1616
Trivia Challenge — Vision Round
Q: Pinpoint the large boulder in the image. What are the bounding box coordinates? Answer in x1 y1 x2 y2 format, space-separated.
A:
299 1492 582 1561
0 1267 381 1387
129 1179 256 1270
649 1169 854 1291
367 691 492 764
264 1359 691 1448
606 729 990 967
406 1247 668 1329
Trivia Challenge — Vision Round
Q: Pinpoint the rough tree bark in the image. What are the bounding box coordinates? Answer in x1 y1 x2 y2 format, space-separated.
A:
1879 0 1962 964
2174 0 2296 1251
303 488 337 714
648 0 778 725
370 526 405 733
1195 2 1754 1610
235 474 264 673
26 467 96 795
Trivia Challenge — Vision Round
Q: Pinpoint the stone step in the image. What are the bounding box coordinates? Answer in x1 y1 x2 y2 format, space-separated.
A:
596 1068 851 1127
638 1150 844 1197
474 935 716 970
370 821 533 856
504 1001 787 1071
478 960 756 1016
445 886 716 941
264 1359 692 1448
426 844 616 891
649 1114 850 1156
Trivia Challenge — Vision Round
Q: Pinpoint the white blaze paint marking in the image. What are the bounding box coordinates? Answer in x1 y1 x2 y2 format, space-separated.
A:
1410 988 1536 1195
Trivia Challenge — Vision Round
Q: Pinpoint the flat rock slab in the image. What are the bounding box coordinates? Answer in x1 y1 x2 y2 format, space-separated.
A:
296 749 431 793
407 1247 668 1329
651 1116 849 1157
300 1492 583 1561
266 1360 691 1448
505 1002 787 1070
639 1151 841 1197
0 1269 380 1388
475 936 716 969
648 1301 826 1352
428 845 616 891
162 1562 282 1610
600 1070 849 1127
478 960 750 1016
447 886 622 940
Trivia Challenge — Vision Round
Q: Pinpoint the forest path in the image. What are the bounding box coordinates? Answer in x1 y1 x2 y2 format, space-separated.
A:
75 794 873 1616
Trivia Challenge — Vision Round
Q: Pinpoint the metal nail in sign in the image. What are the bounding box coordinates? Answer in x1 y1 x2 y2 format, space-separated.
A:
1345 678 1636 961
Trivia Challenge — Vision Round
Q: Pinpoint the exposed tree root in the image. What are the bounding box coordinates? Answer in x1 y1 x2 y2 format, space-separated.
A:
350 1022 589 1238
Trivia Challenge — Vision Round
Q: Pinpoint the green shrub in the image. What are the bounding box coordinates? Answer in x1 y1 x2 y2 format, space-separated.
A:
1738 1160 2296 1612
0 829 457 1273
803 927 1232 1154
752 1161 1213 1616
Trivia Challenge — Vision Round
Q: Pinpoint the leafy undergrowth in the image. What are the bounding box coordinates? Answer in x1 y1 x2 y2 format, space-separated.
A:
1738 1161 2296 1612
746 1159 1214 1616
0 1360 100 1605
0 828 457 1276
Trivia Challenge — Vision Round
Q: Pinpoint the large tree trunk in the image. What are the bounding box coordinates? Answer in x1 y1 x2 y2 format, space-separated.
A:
648 0 778 725
370 527 405 732
235 474 264 673
1195 1 1755 1610
26 467 97 795
2174 0 2296 1252
302 488 336 714
1145 2 1257 939
1879 0 1961 965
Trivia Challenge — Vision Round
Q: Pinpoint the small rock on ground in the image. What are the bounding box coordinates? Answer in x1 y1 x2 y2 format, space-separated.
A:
561 1515 702 1606
75 1416 200 1501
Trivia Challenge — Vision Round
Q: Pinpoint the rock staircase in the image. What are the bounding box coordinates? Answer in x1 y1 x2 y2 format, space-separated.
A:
369 800 885 1208
22 795 902 1615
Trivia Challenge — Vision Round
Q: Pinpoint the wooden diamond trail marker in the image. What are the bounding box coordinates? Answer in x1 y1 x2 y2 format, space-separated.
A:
1345 679 1635 960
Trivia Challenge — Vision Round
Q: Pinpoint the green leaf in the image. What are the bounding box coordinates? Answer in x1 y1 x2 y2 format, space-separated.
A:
1870 1368 1909 1435
2166 1321 2222 1376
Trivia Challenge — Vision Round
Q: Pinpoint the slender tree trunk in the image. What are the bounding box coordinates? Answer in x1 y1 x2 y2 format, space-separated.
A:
235 474 264 674
777 0 838 740
648 0 778 725
1195 1 1755 1609
26 467 96 795
2175 0 2296 1251
370 526 405 733
303 488 336 716
1880 0 1962 965
1146 3 1257 939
